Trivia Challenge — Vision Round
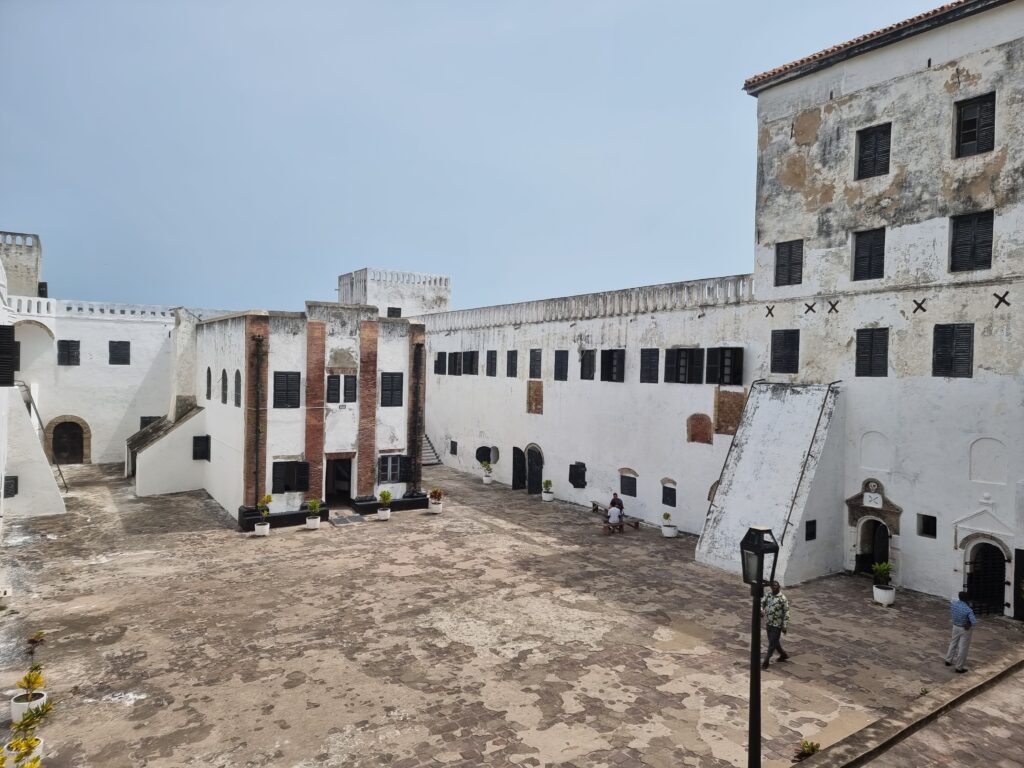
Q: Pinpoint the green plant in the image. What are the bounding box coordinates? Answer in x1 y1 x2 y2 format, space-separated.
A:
480 461 492 474
793 739 820 761
378 490 393 508
542 479 552 492
662 511 673 523
26 632 44 657
871 560 893 586
306 499 321 517
429 488 444 502
11 700 52 737
257 494 273 520
15 665 44 701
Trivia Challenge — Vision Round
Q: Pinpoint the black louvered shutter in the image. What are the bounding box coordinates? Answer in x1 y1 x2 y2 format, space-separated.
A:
554 350 569 381
377 456 387 483
109 340 131 365
974 211 994 270
326 375 341 403
399 456 412 483
506 350 517 377
788 241 803 285
705 348 721 385
774 243 788 286
664 349 679 383
448 352 461 376
343 375 357 402
434 352 446 375
639 349 658 383
686 349 705 384
950 216 975 272
486 350 497 377
871 330 889 377
857 128 877 180
855 329 872 377
529 349 542 379
854 229 885 281
771 330 799 374
873 125 891 176
3 476 17 498
0 326 15 387
932 325 955 377
272 462 286 493
296 462 310 492
977 96 995 154
953 324 974 378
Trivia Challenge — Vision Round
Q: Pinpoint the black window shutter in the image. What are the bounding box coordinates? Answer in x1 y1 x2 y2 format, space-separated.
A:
109 341 131 365
399 456 412 483
932 325 955 377
580 350 595 380
529 349 542 379
343 375 357 402
620 475 636 497
857 128 876 180
273 372 286 407
640 348 659 383
296 462 310 492
234 370 242 407
664 349 679 383
953 324 974 378
789 241 804 285
771 330 799 374
326 375 341 403
193 435 210 461
554 350 569 381
3 476 17 498
507 350 517 377
974 211 994 270
874 125 891 176
687 349 705 383
977 95 995 153
705 348 721 385
0 326 15 387
272 462 286 493
206 367 212 399
855 329 872 377
434 352 446 375
448 352 462 376
377 456 387 482
464 351 478 375
486 350 497 377
569 462 587 488
662 485 676 507
774 242 789 286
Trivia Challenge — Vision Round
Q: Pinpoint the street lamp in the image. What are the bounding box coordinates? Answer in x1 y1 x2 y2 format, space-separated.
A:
740 525 780 768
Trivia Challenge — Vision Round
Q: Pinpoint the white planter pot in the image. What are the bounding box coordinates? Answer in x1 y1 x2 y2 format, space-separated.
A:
306 516 321 530
873 584 896 606
483 475 493 485
4 736 43 761
661 524 678 538
10 691 47 723
254 522 270 537
428 501 443 514
378 508 391 521
541 491 554 502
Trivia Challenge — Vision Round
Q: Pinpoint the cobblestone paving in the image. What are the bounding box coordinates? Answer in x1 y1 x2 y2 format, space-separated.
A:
1 464 1022 767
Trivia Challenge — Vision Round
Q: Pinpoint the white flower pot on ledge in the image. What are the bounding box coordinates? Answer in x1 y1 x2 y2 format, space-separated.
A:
254 522 270 537
873 584 896 606
306 516 321 530
378 508 391 521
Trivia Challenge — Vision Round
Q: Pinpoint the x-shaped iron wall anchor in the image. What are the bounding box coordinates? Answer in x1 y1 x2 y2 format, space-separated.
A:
827 300 839 314
765 305 775 318
804 302 816 314
994 291 1010 308
913 299 927 314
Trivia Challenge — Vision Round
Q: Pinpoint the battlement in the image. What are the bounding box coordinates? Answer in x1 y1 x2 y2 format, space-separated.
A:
338 267 452 317
0 232 40 250
0 231 43 297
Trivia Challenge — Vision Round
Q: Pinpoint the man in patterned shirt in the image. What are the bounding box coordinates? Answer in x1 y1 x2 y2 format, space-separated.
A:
944 591 977 673
761 580 790 669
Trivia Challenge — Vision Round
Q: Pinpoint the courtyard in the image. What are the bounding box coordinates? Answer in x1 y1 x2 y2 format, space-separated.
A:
1 464 1023 768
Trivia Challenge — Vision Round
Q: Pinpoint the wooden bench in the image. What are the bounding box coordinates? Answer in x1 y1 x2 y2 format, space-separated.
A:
591 502 641 535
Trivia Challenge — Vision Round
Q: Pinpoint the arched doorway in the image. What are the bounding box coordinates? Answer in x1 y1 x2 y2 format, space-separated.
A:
53 422 84 464
965 543 1007 615
512 448 526 490
526 445 544 495
856 519 890 575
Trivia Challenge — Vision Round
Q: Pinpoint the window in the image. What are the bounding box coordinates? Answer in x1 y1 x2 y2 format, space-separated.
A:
771 330 800 374
580 349 595 380
57 340 81 366
705 347 743 385
192 435 211 461
620 474 637 497
463 351 479 376
662 485 676 507
805 520 817 541
600 349 625 382
434 352 447 375
853 228 886 281
956 92 995 158
344 375 357 403
639 348 659 383
273 372 301 408
950 211 994 272
220 369 228 404
569 462 587 489
450 440 458 456
108 340 131 365
381 372 404 407
447 352 462 376
272 461 310 493
234 370 242 407
856 123 891 179
932 324 973 378
326 375 341 403
665 349 704 384
917 513 937 539
529 349 542 379
386 306 402 318
486 350 497 377
139 416 161 430
3 475 17 499
554 350 569 381
377 455 411 484
855 328 889 377
0 326 15 387
506 350 518 377
774 240 804 287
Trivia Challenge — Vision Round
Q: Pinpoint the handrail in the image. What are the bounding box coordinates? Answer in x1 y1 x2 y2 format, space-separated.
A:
14 380 69 492
704 379 766 518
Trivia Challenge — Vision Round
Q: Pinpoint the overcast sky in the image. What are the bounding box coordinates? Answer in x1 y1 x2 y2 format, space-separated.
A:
1 0 940 311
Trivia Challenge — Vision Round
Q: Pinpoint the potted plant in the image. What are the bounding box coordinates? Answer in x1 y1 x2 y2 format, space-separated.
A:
661 511 678 538
871 561 896 606
254 495 272 536
541 480 554 502
5 699 52 763
9 664 46 723
793 739 821 762
378 490 392 521
481 461 493 485
428 488 444 514
305 499 322 530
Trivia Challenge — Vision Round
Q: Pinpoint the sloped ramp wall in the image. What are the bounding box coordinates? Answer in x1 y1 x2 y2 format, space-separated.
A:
696 382 842 584
4 394 66 520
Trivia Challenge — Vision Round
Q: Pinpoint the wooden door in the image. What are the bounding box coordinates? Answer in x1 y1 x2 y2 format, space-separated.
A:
53 422 84 464
527 447 543 495
512 448 526 490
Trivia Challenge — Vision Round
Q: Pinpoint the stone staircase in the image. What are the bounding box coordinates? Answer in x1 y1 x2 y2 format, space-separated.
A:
421 435 442 467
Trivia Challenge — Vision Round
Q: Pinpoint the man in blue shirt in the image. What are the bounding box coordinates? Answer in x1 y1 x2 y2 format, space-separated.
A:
944 591 977 673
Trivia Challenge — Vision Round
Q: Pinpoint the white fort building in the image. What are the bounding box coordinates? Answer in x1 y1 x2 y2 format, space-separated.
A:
1 0 1023 620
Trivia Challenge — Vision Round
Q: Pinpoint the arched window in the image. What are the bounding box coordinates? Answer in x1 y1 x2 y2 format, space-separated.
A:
206 367 212 400
234 370 242 407
221 370 228 404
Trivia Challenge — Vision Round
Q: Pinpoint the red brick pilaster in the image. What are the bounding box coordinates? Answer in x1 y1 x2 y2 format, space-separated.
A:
356 321 379 497
406 324 426 491
304 321 326 501
243 315 271 508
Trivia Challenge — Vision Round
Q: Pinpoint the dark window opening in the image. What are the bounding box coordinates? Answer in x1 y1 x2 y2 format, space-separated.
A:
0 326 15 386
273 371 301 408
326 375 341 403
600 349 625 382
386 307 402 318
853 228 886 281
705 347 743 385
569 462 587 489
806 520 817 541
640 348 659 383
272 461 310 493
205 366 211 400
554 350 569 381
381 372 404 407
377 455 411 484
529 349 542 379
220 370 228 404
855 328 889 377
3 475 18 499
192 435 211 461
956 92 995 158
662 485 676 507
620 474 637 497
463 351 479 376
108 340 131 365
344 375 357 403
771 330 800 374
434 352 447 375
486 350 497 377
234 370 242 407
139 416 161 430
950 210 994 272
932 323 973 378
57 339 81 366
448 352 462 376
450 440 458 456
856 123 891 179
665 348 704 384
580 349 595 380
918 514 937 539
506 350 518 377
774 239 804 287
475 446 491 464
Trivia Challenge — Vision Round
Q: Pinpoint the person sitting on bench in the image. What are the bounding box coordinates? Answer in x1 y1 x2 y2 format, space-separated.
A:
606 504 624 534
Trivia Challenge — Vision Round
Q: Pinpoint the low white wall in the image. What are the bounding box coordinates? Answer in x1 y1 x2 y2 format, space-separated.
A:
3 394 66 520
135 410 207 498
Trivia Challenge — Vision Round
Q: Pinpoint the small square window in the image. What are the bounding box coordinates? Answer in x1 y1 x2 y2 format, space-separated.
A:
192 435 211 461
917 514 937 539
272 461 310 493
805 520 817 541
856 123 891 179
450 440 458 456
705 348 743 385
956 92 995 158
273 371 301 408
108 340 131 365
380 372 404 407
774 240 803 287
600 349 625 383
386 306 402 318
662 485 676 507
932 324 973 378
569 462 587 488
640 348 659 383
620 474 636 497
665 349 705 384
771 330 800 374
57 339 81 366
853 228 885 281
950 211 993 272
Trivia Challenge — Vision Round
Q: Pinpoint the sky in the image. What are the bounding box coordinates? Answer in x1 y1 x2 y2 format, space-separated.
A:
1 0 943 311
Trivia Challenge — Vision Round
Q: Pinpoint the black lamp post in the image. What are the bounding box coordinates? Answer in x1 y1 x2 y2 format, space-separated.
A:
739 525 780 768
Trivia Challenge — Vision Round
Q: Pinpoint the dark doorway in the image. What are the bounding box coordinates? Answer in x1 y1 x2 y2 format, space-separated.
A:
1014 549 1024 621
966 543 1006 616
855 519 890 574
526 446 543 495
512 448 526 491
325 459 353 509
53 421 84 464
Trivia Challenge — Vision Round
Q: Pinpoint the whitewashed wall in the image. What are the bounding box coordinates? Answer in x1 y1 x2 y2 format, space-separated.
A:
264 314 308 513
135 410 207 497
375 320 411 498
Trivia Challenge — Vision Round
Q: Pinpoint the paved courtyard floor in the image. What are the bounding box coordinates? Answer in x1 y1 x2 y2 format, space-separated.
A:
1 464 1023 767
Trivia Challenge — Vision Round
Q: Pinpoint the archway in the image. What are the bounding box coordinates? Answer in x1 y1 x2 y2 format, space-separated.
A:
45 415 92 464
526 445 544 495
965 542 1007 616
856 518 890 575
